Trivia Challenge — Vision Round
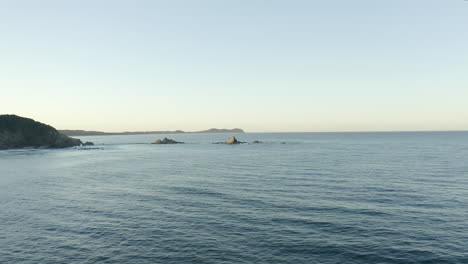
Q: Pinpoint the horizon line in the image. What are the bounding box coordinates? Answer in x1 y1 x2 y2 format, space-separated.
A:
60 129 468 134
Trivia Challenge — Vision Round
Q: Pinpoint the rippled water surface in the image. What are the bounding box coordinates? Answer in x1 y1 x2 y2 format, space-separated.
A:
1 132 468 263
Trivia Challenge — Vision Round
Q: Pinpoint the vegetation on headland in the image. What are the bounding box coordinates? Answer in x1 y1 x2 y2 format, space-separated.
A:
0 115 83 150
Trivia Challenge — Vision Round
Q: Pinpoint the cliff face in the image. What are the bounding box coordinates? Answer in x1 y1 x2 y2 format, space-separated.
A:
0 115 82 150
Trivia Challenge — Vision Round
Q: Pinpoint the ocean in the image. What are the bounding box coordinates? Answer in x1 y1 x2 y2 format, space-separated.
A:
1 132 467 263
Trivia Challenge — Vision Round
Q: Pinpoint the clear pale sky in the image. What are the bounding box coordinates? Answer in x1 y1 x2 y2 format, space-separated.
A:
1 0 467 132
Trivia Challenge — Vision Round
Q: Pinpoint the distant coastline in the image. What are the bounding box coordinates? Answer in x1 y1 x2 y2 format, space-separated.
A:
59 128 245 136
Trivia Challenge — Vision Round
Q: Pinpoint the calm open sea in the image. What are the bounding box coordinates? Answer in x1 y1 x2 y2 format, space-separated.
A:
1 132 467 264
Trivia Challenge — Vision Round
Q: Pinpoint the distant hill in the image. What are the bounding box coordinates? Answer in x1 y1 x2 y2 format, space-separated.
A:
0 115 82 149
60 128 245 136
195 128 245 134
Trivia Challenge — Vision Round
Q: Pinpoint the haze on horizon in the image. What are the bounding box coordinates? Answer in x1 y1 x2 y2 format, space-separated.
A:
1 0 467 133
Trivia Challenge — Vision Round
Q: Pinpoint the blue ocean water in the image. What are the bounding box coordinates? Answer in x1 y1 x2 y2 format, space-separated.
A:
1 132 467 264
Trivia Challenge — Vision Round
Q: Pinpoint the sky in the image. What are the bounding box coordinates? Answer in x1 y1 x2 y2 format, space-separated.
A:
1 0 467 132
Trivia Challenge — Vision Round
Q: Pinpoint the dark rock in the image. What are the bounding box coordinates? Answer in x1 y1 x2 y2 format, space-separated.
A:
0 115 82 150
151 137 183 144
251 140 263 144
82 141 94 146
75 147 103 150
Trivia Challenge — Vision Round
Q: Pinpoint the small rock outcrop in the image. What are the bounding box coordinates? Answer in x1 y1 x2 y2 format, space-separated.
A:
151 137 183 144
251 140 263 144
226 136 238 144
82 141 94 146
214 136 246 144
0 115 85 150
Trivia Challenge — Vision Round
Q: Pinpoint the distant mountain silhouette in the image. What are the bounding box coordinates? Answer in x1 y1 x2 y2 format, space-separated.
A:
60 128 245 136
195 128 245 134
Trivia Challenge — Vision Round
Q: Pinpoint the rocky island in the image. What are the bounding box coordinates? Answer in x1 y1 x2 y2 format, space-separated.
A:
214 136 246 145
151 137 184 144
0 115 86 150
